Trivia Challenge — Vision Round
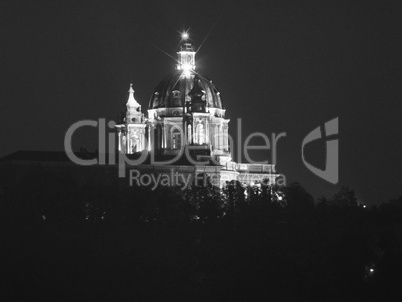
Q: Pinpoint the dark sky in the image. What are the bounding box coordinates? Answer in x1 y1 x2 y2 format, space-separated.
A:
1 0 401 204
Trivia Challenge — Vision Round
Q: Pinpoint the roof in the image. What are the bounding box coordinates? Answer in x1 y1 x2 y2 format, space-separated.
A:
148 70 224 110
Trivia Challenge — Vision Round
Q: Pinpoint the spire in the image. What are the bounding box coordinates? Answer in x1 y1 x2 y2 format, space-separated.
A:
126 83 140 108
125 83 143 125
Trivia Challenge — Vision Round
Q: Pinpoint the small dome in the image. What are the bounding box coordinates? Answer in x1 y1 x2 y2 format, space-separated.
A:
149 71 223 110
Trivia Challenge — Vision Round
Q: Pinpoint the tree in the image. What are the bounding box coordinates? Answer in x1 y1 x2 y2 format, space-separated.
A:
282 182 314 212
185 182 226 222
331 186 358 208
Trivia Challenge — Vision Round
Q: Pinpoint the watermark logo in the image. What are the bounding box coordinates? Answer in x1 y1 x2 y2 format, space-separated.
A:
301 117 338 184
63 117 339 187
129 169 193 190
63 118 287 178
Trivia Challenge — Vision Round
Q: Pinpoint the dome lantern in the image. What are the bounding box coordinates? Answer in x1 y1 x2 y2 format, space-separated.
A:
176 32 195 78
148 33 224 115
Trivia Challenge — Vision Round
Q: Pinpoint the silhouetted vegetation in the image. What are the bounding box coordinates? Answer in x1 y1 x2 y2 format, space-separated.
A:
1 174 401 301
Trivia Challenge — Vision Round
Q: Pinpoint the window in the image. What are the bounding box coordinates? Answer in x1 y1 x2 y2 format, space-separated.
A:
188 125 192 143
172 90 181 106
132 134 139 153
172 128 181 150
196 123 205 144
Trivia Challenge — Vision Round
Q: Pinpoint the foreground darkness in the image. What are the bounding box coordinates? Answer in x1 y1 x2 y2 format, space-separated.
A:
1 172 402 301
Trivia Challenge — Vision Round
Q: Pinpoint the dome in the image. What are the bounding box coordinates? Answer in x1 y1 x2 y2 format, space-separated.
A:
148 71 224 110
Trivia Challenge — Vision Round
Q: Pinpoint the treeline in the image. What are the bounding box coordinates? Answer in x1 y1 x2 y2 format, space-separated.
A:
0 172 401 301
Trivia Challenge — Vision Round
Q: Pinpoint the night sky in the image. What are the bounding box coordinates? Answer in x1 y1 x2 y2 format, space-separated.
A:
1 0 401 204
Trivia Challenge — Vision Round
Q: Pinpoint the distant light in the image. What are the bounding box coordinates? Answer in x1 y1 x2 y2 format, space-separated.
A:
182 32 189 40
278 196 283 201
370 268 374 273
363 205 367 208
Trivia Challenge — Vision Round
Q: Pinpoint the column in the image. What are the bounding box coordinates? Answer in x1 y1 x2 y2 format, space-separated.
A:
127 129 132 154
148 125 152 151
225 125 229 151
219 124 223 150
213 124 218 149
118 130 121 152
205 120 209 144
162 124 166 149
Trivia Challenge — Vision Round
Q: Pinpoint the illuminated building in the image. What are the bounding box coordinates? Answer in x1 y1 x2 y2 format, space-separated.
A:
115 33 280 187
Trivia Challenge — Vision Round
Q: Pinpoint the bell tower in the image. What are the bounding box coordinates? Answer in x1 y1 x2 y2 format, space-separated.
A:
116 84 147 154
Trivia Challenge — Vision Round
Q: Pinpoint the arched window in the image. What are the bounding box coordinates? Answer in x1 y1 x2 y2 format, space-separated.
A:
196 123 204 144
171 90 181 107
131 134 139 153
172 128 181 150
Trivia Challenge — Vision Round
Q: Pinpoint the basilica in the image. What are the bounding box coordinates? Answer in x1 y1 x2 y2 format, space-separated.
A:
114 34 279 188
